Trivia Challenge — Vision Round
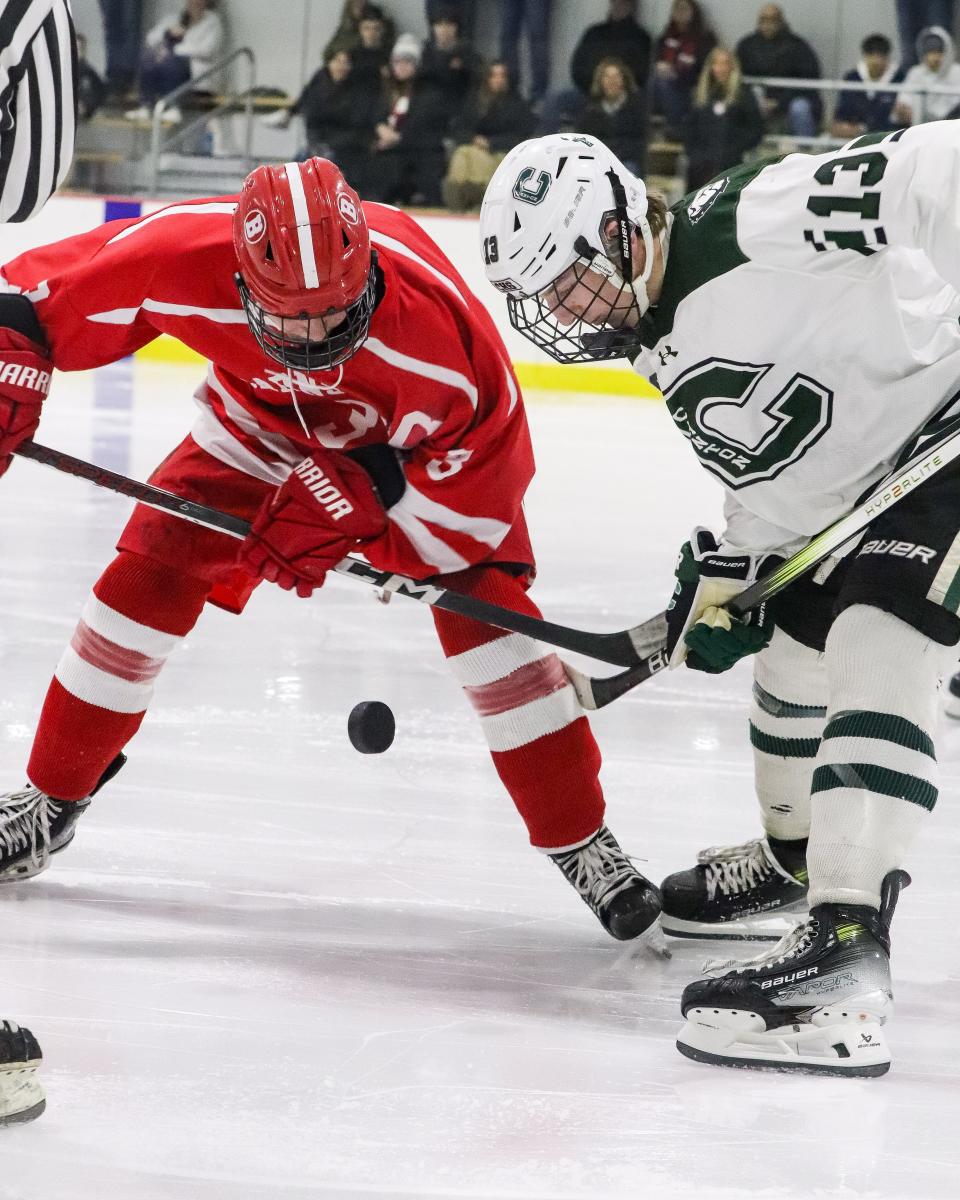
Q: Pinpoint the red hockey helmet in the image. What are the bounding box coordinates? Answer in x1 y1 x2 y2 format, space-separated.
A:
233 158 378 371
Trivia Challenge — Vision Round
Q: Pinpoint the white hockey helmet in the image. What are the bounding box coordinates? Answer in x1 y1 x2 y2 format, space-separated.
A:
479 133 657 362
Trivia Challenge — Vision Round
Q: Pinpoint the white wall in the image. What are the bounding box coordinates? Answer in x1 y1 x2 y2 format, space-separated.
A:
130 0 910 100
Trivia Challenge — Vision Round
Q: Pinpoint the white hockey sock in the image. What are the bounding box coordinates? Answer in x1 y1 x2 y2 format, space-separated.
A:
807 604 951 909
751 627 826 841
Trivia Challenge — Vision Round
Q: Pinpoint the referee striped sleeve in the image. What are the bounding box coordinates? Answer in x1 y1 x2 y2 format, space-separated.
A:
0 0 77 223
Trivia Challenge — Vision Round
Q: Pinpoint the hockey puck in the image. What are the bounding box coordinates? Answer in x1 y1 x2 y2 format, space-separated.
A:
347 701 395 754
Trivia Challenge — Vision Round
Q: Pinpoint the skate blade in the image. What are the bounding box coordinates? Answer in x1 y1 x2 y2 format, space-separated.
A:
0 1063 45 1124
661 907 808 942
635 918 672 960
676 1011 891 1078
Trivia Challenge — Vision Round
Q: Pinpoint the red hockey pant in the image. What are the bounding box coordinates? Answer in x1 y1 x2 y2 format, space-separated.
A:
28 554 605 849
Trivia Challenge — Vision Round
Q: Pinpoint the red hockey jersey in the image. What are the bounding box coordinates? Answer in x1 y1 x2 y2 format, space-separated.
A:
0 198 535 578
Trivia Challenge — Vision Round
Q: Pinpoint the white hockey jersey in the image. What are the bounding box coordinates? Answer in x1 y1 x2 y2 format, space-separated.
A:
633 121 960 557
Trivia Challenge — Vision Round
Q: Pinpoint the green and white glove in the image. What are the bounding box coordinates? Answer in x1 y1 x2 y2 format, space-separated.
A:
665 528 780 674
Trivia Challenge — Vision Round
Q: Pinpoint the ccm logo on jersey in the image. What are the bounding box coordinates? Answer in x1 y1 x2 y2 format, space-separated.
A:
857 539 937 563
0 360 51 395
294 458 354 520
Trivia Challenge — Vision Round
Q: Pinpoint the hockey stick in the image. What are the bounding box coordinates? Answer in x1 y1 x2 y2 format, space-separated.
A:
567 417 960 708
13 439 670 670
16 417 960 709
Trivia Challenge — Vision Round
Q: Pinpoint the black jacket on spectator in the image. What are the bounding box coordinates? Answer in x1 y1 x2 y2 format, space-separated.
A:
351 44 392 84
452 89 536 152
77 59 106 121
571 17 652 94
291 68 377 184
736 26 822 121
365 82 451 206
684 84 764 190
834 64 906 131
419 39 482 108
580 91 647 173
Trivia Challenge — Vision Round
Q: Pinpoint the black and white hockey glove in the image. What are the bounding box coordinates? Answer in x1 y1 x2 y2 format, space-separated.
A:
665 528 780 674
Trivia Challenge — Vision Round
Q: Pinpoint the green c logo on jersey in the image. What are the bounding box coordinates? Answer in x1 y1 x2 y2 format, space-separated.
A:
512 167 552 205
663 358 833 489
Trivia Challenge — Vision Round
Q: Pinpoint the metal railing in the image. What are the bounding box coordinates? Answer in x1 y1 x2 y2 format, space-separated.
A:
148 45 256 194
744 72 960 115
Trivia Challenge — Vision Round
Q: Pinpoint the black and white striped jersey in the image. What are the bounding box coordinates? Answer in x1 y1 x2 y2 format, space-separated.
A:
0 0 77 223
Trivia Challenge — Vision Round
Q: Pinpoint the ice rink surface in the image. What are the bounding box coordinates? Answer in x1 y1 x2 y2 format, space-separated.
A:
1 361 959 1199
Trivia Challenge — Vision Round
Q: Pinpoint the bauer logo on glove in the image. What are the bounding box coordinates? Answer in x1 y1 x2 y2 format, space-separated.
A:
665 527 780 674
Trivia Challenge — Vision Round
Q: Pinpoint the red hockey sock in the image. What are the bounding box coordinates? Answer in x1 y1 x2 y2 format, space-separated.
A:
27 552 210 800
432 566 604 849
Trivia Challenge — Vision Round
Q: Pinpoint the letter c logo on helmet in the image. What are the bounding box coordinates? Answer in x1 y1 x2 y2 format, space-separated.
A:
243 209 267 244
512 167 552 205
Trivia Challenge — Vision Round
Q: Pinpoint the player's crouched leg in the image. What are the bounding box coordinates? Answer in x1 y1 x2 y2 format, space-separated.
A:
0 551 209 882
432 564 661 942
0 1021 44 1125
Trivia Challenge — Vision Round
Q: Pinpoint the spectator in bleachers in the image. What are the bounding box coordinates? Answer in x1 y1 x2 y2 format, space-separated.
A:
652 0 717 137
419 5 481 108
684 46 763 190
363 34 449 207
580 58 647 174
268 50 376 187
125 0 224 123
427 1 475 40
831 34 906 139
537 0 650 135
894 26 960 123
76 33 107 121
350 6 395 84
326 0 396 60
571 0 652 96
896 0 956 68
442 62 534 210
99 0 144 100
499 1 553 105
736 4 821 137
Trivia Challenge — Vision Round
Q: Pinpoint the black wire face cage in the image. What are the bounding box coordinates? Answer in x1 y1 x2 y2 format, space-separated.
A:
236 255 379 373
507 168 646 364
506 247 644 364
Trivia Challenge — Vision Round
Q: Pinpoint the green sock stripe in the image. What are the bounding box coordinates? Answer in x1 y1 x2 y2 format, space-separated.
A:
749 722 821 758
752 682 827 720
811 763 938 811
823 710 935 759
943 566 960 614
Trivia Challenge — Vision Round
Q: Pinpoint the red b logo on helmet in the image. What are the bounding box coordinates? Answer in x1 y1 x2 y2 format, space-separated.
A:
338 194 359 225
244 209 267 244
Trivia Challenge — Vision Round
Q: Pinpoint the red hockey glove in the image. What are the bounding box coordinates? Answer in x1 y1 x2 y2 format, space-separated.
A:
238 450 387 597
0 328 52 479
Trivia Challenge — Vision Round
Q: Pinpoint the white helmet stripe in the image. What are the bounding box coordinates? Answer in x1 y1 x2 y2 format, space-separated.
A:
284 161 320 290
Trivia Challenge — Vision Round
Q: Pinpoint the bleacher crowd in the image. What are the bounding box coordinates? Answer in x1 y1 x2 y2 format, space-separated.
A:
85 0 960 207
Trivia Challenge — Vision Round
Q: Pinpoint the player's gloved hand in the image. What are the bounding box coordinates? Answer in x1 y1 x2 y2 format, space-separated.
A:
0 326 53 479
665 528 780 674
238 449 387 597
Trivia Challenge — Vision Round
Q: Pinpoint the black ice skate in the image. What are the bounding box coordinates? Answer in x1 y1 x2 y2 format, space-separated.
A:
0 1021 44 1125
660 835 809 941
0 754 125 882
549 824 662 941
675 869 909 1077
